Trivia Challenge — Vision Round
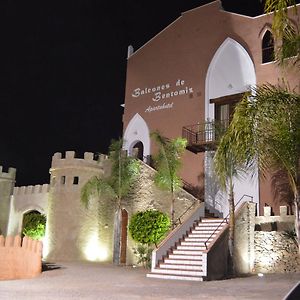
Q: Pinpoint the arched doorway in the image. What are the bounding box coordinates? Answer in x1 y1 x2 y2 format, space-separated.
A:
132 141 144 160
123 113 150 160
204 37 259 217
22 210 46 240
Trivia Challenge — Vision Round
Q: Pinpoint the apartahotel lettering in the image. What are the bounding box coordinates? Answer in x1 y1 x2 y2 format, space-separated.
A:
131 79 194 113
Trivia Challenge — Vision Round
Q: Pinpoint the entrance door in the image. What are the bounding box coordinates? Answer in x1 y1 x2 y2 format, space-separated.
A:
132 141 144 160
120 209 128 264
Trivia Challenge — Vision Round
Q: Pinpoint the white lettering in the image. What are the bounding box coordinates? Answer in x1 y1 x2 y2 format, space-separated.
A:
132 88 141 98
152 92 161 102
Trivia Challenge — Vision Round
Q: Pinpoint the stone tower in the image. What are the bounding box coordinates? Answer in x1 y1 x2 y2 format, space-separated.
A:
0 166 16 235
45 151 115 262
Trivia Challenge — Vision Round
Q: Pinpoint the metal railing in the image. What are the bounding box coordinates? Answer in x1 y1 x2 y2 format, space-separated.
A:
182 120 229 147
203 194 254 249
173 198 203 228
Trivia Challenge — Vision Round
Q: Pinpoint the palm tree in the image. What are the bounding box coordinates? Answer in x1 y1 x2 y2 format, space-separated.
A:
214 136 242 275
151 131 187 227
81 139 140 263
264 0 300 68
215 85 300 249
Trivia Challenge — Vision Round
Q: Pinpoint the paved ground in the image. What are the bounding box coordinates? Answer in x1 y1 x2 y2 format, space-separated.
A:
0 262 299 300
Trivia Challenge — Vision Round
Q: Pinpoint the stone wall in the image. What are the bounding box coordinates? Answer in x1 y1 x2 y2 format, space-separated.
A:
235 204 299 274
7 184 49 236
124 161 199 265
0 167 16 235
254 231 300 273
234 202 256 274
45 151 112 262
253 206 299 273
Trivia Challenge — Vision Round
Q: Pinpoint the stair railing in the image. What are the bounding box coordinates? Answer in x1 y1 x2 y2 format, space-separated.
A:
173 199 203 228
204 194 253 249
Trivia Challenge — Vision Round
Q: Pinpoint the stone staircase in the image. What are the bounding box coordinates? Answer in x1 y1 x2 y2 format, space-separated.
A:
147 218 227 281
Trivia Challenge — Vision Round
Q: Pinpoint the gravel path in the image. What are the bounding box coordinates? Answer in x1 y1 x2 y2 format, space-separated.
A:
0 262 299 299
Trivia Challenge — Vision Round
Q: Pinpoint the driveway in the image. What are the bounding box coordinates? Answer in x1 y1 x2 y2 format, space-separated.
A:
0 262 299 299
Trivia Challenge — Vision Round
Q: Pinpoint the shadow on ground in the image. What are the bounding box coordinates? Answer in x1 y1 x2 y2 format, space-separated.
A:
42 262 64 272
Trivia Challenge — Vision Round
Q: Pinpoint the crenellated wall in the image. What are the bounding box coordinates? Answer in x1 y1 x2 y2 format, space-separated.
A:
7 184 50 236
0 167 16 235
253 206 299 273
0 235 42 280
45 151 110 262
235 204 299 275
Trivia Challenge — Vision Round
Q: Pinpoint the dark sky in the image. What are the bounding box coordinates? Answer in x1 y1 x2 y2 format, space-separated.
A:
0 0 265 186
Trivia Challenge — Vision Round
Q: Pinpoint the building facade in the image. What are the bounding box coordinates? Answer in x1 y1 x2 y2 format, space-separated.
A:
122 0 300 217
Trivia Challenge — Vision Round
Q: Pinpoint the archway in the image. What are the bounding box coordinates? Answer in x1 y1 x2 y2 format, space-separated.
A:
123 113 150 161
204 37 259 216
21 210 46 240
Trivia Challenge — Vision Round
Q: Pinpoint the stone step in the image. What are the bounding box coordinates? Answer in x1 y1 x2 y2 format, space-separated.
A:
168 254 203 260
185 236 214 241
164 258 203 265
176 245 206 251
147 273 203 281
201 218 225 223
194 225 223 230
180 241 208 246
159 263 202 270
186 235 214 240
172 249 203 255
151 268 204 276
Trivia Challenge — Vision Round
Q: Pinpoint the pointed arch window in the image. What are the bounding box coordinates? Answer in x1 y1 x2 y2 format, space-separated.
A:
262 30 275 63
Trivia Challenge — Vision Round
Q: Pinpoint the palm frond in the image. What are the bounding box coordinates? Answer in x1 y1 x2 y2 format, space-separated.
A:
151 131 187 193
80 176 116 208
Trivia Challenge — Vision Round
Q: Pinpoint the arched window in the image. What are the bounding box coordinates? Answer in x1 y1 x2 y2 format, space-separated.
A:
262 30 274 63
282 26 298 59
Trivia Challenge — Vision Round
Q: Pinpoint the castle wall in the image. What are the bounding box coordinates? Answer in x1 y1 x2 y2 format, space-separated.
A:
0 167 16 235
7 184 49 236
45 151 112 262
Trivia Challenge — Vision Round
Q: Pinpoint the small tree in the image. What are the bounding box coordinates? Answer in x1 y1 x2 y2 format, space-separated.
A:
129 210 171 247
151 131 187 227
81 139 140 264
22 211 46 240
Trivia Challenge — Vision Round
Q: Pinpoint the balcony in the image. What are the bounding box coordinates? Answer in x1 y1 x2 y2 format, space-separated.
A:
182 120 229 153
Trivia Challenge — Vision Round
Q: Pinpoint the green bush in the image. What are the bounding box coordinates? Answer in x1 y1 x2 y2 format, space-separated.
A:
22 211 46 240
132 244 153 269
129 210 171 246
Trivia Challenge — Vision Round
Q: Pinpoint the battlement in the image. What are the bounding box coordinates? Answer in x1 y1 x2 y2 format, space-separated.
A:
256 206 294 225
51 151 109 169
0 166 16 180
13 184 50 196
0 235 42 280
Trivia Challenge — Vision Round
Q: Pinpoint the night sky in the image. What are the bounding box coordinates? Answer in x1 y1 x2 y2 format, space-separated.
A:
0 0 266 186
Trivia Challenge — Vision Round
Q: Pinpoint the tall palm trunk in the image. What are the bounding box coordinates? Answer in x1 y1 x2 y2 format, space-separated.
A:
295 189 300 252
228 178 235 275
171 185 175 229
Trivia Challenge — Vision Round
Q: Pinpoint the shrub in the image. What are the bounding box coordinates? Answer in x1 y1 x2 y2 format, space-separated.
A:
22 211 46 240
129 210 171 247
132 244 153 269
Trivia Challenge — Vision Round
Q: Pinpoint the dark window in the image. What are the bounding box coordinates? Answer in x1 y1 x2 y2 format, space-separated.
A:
73 176 79 185
282 28 298 59
262 30 274 63
61 176 66 184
